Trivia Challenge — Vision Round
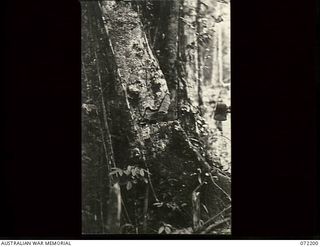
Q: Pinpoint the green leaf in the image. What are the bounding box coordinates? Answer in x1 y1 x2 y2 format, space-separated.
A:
140 169 145 177
126 181 132 190
131 168 136 177
133 167 140 177
202 204 209 214
198 174 202 184
153 202 163 207
124 169 130 175
165 226 171 234
109 170 118 176
119 169 123 176
158 226 165 234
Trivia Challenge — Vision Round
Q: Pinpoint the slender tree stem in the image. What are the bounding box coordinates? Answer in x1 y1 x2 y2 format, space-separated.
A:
142 185 149 233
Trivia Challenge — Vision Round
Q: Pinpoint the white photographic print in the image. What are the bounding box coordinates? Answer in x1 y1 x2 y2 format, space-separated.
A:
81 0 231 234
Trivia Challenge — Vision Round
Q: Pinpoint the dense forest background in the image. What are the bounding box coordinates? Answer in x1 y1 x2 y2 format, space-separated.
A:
81 0 231 234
